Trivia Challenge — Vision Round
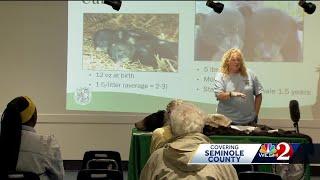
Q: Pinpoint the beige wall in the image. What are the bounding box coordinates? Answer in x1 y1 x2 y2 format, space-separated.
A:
0 1 141 160
0 1 319 161
36 122 136 160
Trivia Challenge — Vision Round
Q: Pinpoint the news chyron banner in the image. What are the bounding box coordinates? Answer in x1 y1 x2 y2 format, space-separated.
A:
190 143 301 164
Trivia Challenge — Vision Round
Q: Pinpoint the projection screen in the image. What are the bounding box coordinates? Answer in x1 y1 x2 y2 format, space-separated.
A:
67 1 320 120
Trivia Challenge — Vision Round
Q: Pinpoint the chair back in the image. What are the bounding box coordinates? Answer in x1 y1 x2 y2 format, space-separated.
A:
77 169 122 180
238 171 282 180
6 171 40 180
87 159 119 170
82 151 122 172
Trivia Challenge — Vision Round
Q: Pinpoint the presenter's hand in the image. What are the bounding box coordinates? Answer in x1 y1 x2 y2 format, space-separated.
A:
231 92 246 98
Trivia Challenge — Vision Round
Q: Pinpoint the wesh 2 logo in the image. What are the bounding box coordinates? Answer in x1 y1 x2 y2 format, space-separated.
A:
259 142 294 160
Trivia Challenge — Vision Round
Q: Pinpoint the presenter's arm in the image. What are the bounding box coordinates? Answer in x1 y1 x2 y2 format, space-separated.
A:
214 73 246 101
217 92 232 101
255 94 262 116
217 91 246 101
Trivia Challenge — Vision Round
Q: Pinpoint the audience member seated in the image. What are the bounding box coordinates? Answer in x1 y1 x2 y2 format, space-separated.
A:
150 99 182 154
0 96 64 180
140 102 238 180
150 99 232 154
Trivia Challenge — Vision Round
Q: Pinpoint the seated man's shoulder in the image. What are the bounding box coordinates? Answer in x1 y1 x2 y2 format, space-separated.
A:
150 126 174 154
153 126 173 139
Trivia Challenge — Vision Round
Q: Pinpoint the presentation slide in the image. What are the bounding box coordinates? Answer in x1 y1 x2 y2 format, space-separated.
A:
67 1 320 120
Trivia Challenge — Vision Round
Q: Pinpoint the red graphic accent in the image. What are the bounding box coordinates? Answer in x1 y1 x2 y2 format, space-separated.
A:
276 142 294 160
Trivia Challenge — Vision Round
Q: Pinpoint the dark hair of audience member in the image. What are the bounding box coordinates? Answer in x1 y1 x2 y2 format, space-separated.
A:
0 97 37 175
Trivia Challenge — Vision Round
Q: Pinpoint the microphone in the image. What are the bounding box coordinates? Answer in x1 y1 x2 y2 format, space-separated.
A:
289 100 300 122
289 100 300 133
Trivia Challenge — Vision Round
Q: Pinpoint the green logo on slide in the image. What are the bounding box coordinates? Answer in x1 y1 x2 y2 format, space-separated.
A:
74 87 92 105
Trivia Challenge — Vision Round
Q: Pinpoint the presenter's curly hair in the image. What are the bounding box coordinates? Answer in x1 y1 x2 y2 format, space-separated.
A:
220 48 248 77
